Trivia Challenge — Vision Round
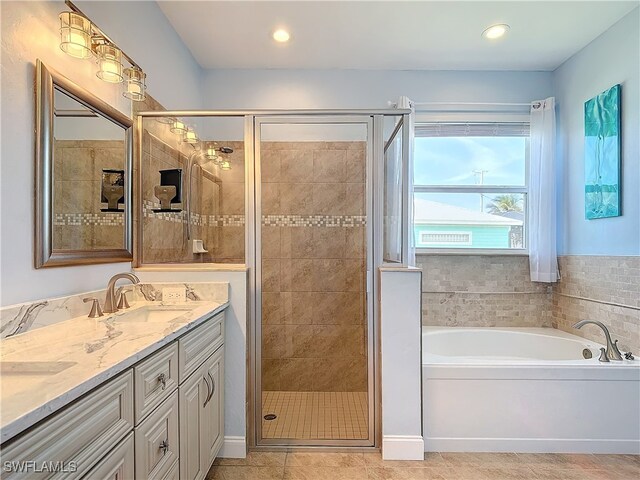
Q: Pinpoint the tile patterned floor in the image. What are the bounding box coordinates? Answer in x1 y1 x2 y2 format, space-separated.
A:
261 391 368 440
208 451 640 480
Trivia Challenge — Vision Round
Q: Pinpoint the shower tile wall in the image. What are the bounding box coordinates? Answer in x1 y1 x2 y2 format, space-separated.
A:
53 140 125 250
417 255 553 327
553 256 640 352
261 142 367 392
136 96 244 264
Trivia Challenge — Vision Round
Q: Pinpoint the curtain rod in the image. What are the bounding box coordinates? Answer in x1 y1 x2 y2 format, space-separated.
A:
412 101 532 107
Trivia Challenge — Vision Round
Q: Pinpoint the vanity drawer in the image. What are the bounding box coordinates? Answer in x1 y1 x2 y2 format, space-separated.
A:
178 312 224 382
81 432 134 480
1 371 134 480
134 343 179 424
134 391 179 480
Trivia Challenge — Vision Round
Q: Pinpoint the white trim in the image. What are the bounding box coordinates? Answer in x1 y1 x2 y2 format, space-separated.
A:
218 436 247 458
424 437 640 454
383 435 425 460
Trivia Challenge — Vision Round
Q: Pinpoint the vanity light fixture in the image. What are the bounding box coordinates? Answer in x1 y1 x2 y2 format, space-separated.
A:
123 67 146 101
58 1 147 100
184 128 199 144
95 44 124 83
481 23 510 40
59 11 93 59
170 119 187 135
205 146 220 162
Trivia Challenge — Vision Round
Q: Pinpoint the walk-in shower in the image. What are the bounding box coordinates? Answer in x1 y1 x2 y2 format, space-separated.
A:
135 107 410 448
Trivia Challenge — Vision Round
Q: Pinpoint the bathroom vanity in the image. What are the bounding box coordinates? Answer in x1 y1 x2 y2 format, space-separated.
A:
0 299 227 480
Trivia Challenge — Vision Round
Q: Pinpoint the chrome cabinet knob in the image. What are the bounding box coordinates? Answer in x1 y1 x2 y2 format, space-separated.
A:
157 373 167 390
83 298 103 318
159 440 169 455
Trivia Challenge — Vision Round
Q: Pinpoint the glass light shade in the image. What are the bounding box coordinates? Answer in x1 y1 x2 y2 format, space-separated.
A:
123 67 146 101
170 119 187 134
95 44 123 83
59 12 93 59
205 147 219 162
184 128 199 144
221 161 231 171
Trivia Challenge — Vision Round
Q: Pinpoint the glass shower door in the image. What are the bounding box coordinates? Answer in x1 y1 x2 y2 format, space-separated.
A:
255 116 374 446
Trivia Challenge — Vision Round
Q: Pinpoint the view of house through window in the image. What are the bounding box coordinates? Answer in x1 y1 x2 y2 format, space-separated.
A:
414 122 529 250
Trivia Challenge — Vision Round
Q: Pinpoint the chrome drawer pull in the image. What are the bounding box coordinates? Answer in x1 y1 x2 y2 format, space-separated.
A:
203 374 211 407
207 372 216 403
159 440 169 455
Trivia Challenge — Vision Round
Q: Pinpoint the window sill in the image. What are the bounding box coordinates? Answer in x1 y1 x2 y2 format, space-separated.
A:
415 248 529 256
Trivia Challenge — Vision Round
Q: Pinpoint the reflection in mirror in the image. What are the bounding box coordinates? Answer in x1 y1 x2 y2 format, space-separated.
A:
52 89 127 251
35 59 132 268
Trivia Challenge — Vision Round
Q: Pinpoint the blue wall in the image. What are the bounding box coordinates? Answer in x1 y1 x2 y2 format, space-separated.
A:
553 8 639 256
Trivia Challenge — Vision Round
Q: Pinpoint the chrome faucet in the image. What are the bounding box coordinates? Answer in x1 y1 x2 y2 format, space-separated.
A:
104 273 140 314
573 320 623 361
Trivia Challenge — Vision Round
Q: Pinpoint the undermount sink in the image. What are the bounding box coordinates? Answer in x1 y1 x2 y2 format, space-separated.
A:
0 361 77 379
116 305 194 323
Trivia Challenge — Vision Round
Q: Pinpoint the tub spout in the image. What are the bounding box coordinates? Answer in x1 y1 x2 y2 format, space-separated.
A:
573 320 623 361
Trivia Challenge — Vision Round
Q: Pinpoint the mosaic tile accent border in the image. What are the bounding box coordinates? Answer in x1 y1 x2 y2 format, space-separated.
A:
209 215 245 227
262 215 367 228
54 213 125 226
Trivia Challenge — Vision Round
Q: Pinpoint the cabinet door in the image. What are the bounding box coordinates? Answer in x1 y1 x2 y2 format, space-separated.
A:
82 433 134 480
179 364 207 480
134 391 179 480
202 346 225 470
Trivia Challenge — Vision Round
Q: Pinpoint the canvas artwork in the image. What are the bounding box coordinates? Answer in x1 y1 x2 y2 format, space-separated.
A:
584 84 621 219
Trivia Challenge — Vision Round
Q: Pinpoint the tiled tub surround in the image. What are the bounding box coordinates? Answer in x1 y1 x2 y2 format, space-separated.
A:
417 255 553 328
0 288 228 443
261 141 367 396
0 282 229 339
553 256 640 353
53 139 125 250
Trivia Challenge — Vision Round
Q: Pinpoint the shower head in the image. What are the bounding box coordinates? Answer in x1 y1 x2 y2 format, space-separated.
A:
219 146 234 154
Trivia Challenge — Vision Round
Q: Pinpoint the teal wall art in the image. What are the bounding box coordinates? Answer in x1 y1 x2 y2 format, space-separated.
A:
584 84 621 219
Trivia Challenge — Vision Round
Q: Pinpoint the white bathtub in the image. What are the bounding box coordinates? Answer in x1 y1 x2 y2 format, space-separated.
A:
422 327 640 454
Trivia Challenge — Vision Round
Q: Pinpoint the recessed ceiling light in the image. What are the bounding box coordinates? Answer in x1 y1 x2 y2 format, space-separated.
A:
482 23 510 40
272 28 290 43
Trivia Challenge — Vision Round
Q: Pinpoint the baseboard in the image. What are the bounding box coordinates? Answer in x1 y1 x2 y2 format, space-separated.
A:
218 436 247 458
424 437 640 454
383 435 425 460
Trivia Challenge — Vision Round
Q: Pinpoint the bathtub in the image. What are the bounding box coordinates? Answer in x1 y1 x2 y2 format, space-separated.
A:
422 327 640 454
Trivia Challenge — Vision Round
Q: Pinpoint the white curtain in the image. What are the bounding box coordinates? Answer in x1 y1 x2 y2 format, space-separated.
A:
528 97 559 282
397 96 416 266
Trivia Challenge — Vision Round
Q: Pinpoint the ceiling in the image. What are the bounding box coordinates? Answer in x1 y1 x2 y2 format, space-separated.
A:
158 1 638 71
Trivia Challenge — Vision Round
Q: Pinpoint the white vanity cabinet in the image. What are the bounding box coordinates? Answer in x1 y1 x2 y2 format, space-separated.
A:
82 433 135 480
179 314 225 480
0 309 226 480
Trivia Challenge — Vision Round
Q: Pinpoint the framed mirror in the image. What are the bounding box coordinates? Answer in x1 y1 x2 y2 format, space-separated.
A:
35 59 133 268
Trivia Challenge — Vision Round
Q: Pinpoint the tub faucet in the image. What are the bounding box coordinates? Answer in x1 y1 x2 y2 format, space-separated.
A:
104 273 140 314
573 320 623 361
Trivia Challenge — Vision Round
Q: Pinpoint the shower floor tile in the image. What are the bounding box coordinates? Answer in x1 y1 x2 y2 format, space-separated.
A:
261 391 368 440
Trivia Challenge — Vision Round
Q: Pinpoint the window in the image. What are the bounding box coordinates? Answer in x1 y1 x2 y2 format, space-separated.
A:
414 122 529 252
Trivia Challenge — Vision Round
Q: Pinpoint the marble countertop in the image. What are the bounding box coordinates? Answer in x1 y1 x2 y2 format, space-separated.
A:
0 300 228 444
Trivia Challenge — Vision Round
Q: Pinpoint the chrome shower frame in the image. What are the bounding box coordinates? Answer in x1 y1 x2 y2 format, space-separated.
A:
134 109 411 450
